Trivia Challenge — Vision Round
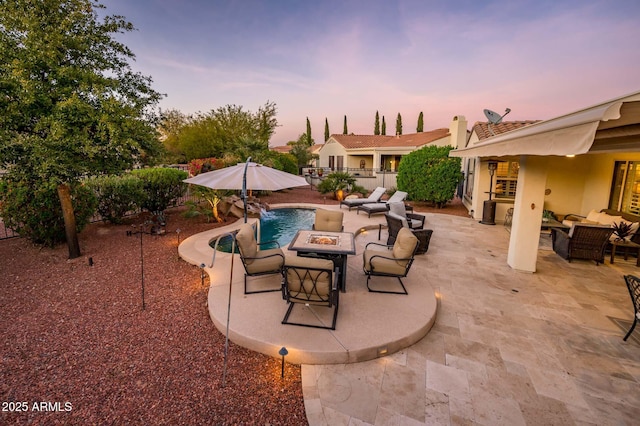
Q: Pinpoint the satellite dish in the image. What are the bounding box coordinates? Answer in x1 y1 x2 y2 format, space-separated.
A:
483 108 511 135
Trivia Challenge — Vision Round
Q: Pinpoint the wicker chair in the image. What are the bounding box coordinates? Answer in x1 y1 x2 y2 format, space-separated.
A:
385 213 432 255
550 224 613 264
623 275 640 341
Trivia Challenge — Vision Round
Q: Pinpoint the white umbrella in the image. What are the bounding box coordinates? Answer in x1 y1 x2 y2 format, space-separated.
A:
183 159 309 221
184 161 308 191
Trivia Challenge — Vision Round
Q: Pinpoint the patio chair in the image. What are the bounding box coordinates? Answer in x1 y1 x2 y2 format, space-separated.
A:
282 256 339 330
363 227 419 294
388 202 425 230
385 212 432 255
313 208 344 232
339 186 386 210
356 191 408 217
550 224 613 265
235 223 285 294
623 275 640 341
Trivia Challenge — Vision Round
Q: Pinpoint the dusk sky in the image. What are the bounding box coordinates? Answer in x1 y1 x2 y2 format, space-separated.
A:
103 0 640 146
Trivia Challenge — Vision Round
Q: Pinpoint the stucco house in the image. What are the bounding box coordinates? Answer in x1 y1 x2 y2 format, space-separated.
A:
451 90 640 272
317 116 469 176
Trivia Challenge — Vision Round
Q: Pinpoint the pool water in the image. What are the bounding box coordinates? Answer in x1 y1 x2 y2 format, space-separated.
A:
211 208 316 253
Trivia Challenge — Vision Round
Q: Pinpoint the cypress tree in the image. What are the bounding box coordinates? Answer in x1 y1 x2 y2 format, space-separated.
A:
306 117 312 146
374 111 380 135
417 112 424 132
382 116 387 135
396 113 403 135
324 118 329 142
343 115 348 135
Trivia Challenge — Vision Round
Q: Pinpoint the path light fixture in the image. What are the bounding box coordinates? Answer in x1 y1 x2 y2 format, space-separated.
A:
279 346 288 378
200 263 206 287
127 221 154 310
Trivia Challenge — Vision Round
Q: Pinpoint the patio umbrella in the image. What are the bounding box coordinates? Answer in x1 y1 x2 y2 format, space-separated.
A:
183 159 309 221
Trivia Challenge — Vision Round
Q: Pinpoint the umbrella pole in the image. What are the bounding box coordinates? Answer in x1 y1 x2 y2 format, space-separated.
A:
242 157 251 223
210 232 238 388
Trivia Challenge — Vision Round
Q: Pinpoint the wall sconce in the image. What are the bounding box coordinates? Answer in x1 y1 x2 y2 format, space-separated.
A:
279 347 288 378
634 182 640 194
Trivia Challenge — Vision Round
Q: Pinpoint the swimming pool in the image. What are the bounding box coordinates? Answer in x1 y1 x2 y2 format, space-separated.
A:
211 208 316 252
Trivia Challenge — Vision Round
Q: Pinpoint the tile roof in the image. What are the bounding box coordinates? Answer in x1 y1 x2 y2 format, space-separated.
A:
472 120 540 140
330 128 450 149
270 143 324 154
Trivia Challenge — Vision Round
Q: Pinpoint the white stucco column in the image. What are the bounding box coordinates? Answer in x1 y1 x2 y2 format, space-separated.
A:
507 156 548 272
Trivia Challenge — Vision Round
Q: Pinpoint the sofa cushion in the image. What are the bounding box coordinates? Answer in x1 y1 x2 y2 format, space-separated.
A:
585 210 603 223
598 213 623 226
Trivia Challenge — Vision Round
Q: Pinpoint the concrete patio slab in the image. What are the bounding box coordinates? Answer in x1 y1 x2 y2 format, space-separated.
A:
179 203 438 365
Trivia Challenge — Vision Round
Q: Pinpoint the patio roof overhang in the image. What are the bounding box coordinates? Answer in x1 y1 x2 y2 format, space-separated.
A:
450 90 640 158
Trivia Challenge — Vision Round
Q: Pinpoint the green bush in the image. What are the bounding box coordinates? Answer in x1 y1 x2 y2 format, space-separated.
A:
0 177 97 247
131 167 188 212
396 145 462 207
316 171 356 195
87 175 145 224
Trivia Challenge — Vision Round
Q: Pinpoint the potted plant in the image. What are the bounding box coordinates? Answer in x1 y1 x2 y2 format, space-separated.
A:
612 221 633 241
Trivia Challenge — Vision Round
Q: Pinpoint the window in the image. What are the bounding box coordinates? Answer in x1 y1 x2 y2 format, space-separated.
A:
609 161 640 215
328 156 335 171
337 155 344 171
464 158 474 201
495 161 519 199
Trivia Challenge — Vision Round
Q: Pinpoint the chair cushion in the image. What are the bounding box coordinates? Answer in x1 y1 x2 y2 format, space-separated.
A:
388 211 409 228
284 256 333 304
244 247 284 274
392 228 418 266
314 209 344 232
363 249 408 275
388 202 407 218
585 209 603 223
387 191 408 204
598 213 623 226
236 223 257 261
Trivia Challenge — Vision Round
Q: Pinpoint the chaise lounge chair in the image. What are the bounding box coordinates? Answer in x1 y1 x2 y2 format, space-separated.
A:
356 191 408 217
339 186 386 210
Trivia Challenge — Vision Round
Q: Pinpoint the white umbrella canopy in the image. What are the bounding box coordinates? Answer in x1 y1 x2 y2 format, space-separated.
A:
183 162 308 191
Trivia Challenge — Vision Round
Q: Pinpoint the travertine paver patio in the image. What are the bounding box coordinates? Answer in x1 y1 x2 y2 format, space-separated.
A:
304 212 640 425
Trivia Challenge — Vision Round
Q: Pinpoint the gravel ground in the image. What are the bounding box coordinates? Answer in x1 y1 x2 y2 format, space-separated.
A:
0 186 466 425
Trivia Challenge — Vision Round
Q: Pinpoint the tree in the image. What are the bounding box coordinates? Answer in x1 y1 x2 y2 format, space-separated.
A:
324 118 330 142
343 115 348 135
169 102 278 161
382 116 387 135
306 117 312 146
287 134 317 173
396 113 403 135
417 112 424 133
374 111 380 135
396 145 462 207
0 0 163 258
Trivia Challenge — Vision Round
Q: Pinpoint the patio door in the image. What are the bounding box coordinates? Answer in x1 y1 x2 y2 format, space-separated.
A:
609 161 640 214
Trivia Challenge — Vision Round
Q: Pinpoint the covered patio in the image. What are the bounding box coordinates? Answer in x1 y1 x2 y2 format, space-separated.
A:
452 90 640 272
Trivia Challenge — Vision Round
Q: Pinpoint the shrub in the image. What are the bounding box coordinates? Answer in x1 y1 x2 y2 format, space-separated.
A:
187 157 225 176
0 177 97 247
87 175 145 224
396 145 462 207
131 167 188 212
316 171 366 198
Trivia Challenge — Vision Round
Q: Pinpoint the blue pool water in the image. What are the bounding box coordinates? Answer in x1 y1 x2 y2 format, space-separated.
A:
211 208 316 253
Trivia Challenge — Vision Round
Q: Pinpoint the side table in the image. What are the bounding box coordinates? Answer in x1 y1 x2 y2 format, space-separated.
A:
610 240 640 266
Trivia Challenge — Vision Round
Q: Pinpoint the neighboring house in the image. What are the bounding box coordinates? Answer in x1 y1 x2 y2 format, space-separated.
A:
451 90 640 272
460 120 540 224
270 143 323 167
317 116 469 177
